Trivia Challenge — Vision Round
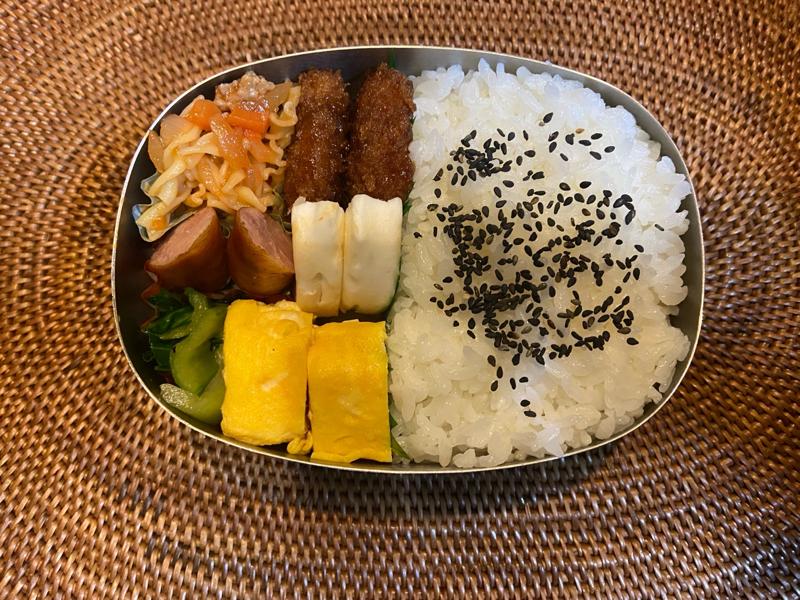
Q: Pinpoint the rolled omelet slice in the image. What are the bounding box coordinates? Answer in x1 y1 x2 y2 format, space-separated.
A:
307 321 391 463
221 299 313 448
341 194 402 314
291 198 345 317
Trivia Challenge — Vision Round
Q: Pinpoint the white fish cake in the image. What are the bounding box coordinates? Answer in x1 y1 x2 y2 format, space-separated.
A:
341 194 402 314
291 198 345 317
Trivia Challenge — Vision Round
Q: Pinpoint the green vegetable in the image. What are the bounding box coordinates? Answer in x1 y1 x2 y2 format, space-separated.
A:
388 413 409 459
170 302 227 395
146 288 186 313
160 352 225 425
142 288 229 423
143 290 193 371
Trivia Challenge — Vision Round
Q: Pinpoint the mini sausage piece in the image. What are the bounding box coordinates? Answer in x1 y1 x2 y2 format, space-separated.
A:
282 69 349 208
347 64 414 201
145 207 228 292
228 208 294 296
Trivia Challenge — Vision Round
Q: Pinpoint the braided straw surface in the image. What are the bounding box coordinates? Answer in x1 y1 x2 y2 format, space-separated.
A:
1 1 798 597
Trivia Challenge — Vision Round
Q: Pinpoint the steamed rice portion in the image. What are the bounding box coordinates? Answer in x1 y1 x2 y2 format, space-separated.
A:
388 61 691 468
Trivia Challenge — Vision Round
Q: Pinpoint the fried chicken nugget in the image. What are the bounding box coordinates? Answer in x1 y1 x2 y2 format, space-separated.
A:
347 64 415 201
283 69 349 208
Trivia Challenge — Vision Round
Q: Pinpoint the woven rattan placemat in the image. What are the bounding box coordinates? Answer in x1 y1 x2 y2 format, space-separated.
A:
2 1 798 597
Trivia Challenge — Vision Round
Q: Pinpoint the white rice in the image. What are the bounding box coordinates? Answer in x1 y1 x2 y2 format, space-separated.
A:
388 61 691 468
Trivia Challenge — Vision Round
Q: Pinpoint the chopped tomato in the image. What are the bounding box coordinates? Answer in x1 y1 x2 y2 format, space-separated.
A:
209 114 249 170
184 98 221 130
227 106 269 134
242 130 280 163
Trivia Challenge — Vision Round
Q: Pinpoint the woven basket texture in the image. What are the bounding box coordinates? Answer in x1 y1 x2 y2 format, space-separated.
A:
1 0 798 597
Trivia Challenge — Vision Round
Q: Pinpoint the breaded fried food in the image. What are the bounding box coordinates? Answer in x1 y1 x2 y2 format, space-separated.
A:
347 64 414 201
283 69 349 208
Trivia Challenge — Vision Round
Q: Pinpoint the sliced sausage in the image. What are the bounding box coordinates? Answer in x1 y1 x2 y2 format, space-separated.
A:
228 208 294 296
145 207 228 292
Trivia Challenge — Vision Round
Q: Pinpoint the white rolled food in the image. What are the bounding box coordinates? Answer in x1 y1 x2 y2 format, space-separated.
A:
291 198 345 316
341 194 402 314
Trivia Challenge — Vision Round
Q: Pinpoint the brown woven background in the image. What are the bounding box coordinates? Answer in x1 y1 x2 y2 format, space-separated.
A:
1 0 798 597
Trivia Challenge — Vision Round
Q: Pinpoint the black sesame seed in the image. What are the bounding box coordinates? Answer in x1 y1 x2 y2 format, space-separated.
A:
548 142 557 153
490 380 499 392
413 232 422 239
579 139 591 147
604 146 615 153
626 338 639 345
543 112 553 123
493 186 502 198
590 151 602 160
591 132 603 140
503 180 514 188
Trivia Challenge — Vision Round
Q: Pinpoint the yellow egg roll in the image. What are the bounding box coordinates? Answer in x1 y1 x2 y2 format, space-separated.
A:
307 321 391 463
221 299 313 447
